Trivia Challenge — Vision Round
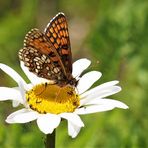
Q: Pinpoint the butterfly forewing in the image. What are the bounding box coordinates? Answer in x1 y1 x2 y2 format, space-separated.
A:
44 13 72 74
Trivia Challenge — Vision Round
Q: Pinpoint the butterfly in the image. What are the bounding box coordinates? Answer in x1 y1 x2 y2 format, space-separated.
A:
19 12 78 87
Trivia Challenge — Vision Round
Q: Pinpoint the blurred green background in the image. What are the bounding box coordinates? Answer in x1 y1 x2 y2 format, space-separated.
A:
0 0 148 147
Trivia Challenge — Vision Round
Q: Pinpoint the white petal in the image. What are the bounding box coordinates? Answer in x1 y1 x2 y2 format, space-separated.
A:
68 121 82 138
87 98 129 109
12 100 21 107
26 83 33 90
18 81 29 105
81 80 119 98
75 105 116 115
77 71 102 94
60 113 84 127
61 113 84 138
80 86 121 106
0 87 22 102
72 58 91 78
20 62 50 85
37 114 61 134
6 109 38 123
0 63 27 88
75 99 128 115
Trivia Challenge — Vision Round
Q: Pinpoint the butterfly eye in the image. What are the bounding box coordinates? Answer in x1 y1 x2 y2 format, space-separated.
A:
68 78 78 87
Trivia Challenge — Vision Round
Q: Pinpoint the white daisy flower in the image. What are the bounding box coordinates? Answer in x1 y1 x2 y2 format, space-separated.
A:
0 58 128 138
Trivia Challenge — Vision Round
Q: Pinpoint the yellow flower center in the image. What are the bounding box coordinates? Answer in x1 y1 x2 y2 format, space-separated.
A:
26 83 80 114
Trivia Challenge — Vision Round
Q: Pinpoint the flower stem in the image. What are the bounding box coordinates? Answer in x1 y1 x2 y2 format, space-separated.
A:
45 130 56 148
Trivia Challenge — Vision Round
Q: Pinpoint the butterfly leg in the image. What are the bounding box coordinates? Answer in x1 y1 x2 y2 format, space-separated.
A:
36 82 48 96
54 87 62 101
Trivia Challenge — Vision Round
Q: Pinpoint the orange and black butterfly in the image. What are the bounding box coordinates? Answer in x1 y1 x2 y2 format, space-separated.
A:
19 12 77 87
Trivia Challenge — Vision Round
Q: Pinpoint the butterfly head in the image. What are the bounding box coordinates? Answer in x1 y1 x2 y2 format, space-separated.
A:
57 74 78 88
68 77 78 87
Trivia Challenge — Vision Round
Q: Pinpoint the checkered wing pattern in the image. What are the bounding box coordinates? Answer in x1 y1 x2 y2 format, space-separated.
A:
44 13 72 74
19 28 66 82
18 13 75 86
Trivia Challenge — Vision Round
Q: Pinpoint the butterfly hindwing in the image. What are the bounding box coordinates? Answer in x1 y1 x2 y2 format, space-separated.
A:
19 28 66 82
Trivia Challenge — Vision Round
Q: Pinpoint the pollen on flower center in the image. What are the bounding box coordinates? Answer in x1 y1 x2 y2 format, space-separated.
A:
26 83 80 114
